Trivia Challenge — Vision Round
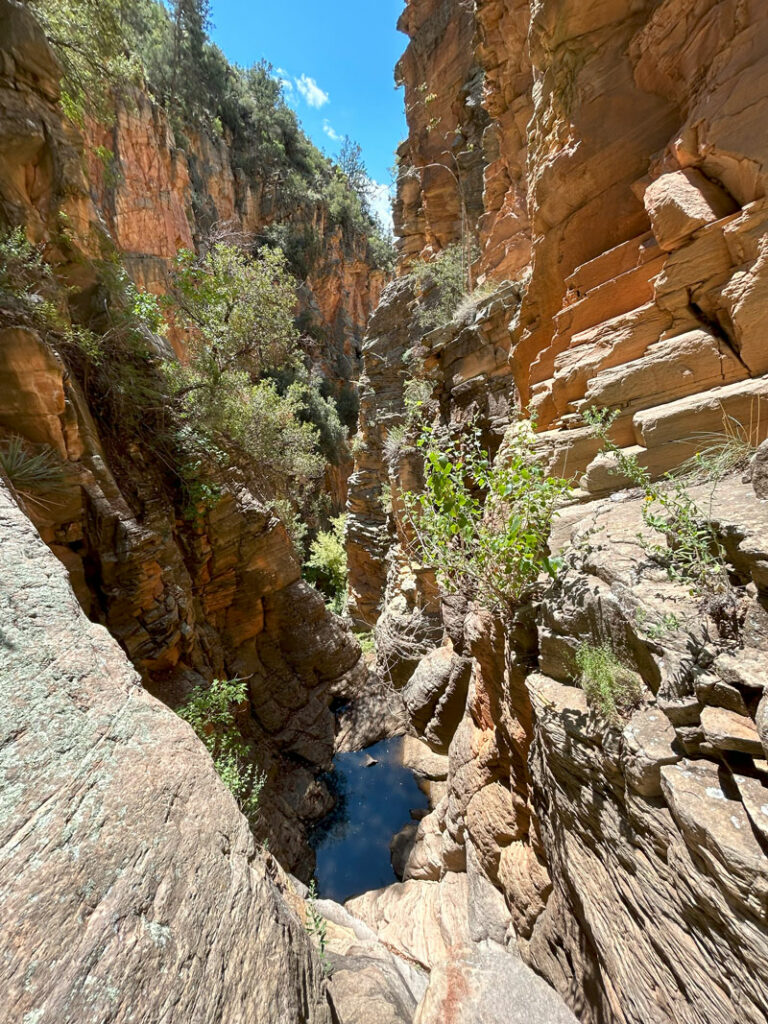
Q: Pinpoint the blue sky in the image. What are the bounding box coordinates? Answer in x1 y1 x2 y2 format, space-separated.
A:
207 0 408 229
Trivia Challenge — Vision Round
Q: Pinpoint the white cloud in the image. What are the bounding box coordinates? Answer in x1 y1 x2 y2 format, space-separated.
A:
367 180 394 235
295 74 329 109
323 120 341 142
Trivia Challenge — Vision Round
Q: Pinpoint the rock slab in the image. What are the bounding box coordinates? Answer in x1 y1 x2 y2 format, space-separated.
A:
0 483 330 1024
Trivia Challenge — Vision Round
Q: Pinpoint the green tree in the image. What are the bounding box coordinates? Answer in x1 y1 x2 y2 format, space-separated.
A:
339 137 370 214
169 0 210 119
163 242 331 532
28 0 138 121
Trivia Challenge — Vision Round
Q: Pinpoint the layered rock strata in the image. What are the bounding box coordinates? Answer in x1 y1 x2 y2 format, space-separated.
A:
389 0 768 491
347 1 768 1021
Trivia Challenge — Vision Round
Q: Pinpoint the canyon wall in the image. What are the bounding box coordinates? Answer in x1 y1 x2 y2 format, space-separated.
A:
86 92 384 384
0 0 373 877
348 1 768 1021
0 477 333 1023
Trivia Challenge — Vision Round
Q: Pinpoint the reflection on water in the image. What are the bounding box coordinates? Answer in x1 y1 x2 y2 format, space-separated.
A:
311 736 428 902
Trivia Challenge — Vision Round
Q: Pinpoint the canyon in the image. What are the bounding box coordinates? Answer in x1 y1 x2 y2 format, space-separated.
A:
2 0 768 1023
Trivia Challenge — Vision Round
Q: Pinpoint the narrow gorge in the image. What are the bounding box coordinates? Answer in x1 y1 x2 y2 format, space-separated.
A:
2 1 768 1022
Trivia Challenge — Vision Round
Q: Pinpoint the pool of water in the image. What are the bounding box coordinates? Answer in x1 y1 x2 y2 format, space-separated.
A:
312 736 428 902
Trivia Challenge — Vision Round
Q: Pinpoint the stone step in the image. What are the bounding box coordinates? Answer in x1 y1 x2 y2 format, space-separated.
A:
549 303 671 417
564 231 658 298
579 329 749 416
531 261 667 392
553 255 667 342
633 375 768 449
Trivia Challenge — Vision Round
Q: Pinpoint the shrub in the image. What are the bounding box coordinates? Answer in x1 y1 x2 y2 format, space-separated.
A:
358 632 376 656
402 420 571 613
383 424 409 465
575 643 643 723
177 678 265 822
305 514 348 614
411 244 467 331
584 407 727 594
306 880 332 977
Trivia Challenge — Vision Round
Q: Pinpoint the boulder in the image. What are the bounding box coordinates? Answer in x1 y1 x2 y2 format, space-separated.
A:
700 706 763 757
346 875 472 970
413 941 577 1024
752 440 768 500
643 169 737 251
403 646 472 752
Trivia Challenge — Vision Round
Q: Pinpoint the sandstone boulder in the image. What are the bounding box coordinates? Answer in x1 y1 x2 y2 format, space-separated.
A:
643 169 737 251
403 646 472 752
413 941 577 1024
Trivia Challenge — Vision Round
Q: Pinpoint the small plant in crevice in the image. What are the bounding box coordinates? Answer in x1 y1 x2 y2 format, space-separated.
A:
383 424 409 466
177 678 265 824
635 608 681 642
305 880 332 978
676 406 764 484
358 631 376 656
0 436 65 509
584 407 727 594
379 482 393 515
403 375 434 423
575 642 644 723
402 419 571 615
410 243 472 331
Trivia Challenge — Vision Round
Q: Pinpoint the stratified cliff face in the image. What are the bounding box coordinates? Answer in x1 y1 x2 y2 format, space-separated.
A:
0 0 370 876
0 478 332 1024
86 91 383 378
348 2 768 1021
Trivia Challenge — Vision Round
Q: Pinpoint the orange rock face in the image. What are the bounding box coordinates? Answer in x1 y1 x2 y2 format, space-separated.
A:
85 91 383 375
392 0 768 496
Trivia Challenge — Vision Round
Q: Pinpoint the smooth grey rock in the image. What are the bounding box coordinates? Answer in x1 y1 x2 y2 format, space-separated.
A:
0 484 331 1024
752 439 768 499
414 941 577 1024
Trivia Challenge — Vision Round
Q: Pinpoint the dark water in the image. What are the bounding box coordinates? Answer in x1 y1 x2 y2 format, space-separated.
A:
312 736 428 902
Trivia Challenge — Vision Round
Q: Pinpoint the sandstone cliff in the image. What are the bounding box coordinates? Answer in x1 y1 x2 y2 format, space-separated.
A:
347 1 768 1021
0 0 374 876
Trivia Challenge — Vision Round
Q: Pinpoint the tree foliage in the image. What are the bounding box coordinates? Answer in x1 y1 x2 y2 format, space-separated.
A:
177 678 265 822
163 242 336 517
403 421 571 613
305 514 348 614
